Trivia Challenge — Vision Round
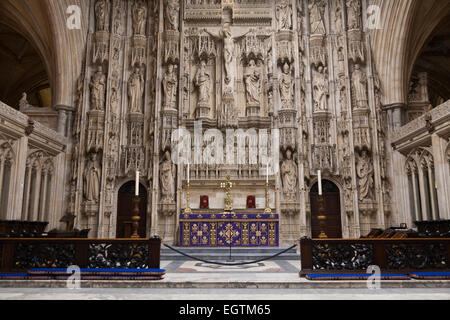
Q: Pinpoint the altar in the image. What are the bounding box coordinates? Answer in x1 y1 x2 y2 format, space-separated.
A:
179 212 279 247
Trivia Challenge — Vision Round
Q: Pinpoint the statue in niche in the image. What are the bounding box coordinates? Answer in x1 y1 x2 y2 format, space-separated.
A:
281 149 297 201
112 1 122 34
309 0 326 34
244 59 262 106
83 153 101 203
347 0 361 30
356 150 374 201
335 2 343 33
276 0 292 30
89 65 106 111
165 0 179 31
132 0 147 35
352 64 368 109
194 60 211 106
162 64 178 110
339 78 348 111
95 0 110 32
160 150 175 202
312 66 329 111
128 66 144 113
279 62 294 109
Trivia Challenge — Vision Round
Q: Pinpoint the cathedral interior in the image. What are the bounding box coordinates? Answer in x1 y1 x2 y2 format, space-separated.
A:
0 0 449 246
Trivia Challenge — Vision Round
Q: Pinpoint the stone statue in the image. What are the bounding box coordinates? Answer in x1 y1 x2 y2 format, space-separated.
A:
84 153 101 202
276 0 292 30
128 66 144 113
279 62 294 109
244 59 261 106
89 66 106 111
162 64 178 110
335 2 343 33
160 150 174 202
165 0 179 31
194 60 211 105
347 0 361 30
132 0 147 35
356 150 374 201
313 66 329 111
95 0 110 32
309 0 326 34
206 26 249 85
352 64 368 109
281 149 297 201
112 1 122 34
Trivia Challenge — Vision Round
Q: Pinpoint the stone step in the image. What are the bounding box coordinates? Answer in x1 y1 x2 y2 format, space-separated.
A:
161 246 299 261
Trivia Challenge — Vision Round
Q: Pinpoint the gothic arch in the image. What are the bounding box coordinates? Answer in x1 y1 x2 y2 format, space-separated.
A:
370 0 450 105
0 0 89 108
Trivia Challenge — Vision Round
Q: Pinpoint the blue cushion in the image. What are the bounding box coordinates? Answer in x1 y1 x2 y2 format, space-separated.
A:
409 272 450 280
28 268 165 276
0 273 29 279
305 273 410 280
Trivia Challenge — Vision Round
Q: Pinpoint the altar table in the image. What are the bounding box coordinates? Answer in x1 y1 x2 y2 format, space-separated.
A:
179 212 279 247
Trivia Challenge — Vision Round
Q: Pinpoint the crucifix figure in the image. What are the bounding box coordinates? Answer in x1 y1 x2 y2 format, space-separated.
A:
205 25 250 86
220 175 235 212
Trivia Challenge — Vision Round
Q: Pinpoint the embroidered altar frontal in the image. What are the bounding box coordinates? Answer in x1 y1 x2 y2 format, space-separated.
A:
180 213 279 247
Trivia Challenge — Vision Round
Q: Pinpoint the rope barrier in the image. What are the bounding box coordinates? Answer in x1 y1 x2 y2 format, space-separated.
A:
163 243 297 266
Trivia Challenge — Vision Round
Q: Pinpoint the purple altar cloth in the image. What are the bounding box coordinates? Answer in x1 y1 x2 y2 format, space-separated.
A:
179 212 279 247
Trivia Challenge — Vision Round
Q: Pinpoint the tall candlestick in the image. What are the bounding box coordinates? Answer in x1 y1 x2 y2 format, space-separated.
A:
318 170 322 196
135 171 139 196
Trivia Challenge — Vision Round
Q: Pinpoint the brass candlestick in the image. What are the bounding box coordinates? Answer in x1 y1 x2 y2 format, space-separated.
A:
317 195 327 239
131 195 141 238
184 182 192 214
264 182 272 213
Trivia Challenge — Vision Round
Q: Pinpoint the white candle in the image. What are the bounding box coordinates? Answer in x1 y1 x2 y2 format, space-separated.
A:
266 161 269 184
187 162 190 184
318 170 322 196
135 171 139 196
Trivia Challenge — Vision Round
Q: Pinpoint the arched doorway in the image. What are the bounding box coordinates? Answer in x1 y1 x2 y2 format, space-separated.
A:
116 181 148 238
310 180 342 238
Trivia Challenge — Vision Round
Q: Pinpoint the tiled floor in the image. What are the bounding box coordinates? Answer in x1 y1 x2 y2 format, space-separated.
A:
161 260 300 273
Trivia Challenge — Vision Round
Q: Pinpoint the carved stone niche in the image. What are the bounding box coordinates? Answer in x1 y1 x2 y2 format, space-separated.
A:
309 34 327 68
348 29 365 64
93 31 110 64
276 30 294 64
279 109 297 151
131 35 147 67
159 203 176 217
359 202 377 217
281 202 300 216
86 110 105 153
219 88 238 129
164 30 180 65
352 108 371 152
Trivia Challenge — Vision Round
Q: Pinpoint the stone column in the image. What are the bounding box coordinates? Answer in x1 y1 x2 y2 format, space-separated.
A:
55 105 76 137
431 134 450 220
385 103 406 132
8 136 28 220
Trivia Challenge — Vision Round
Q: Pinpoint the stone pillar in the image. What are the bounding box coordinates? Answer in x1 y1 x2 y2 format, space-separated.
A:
385 103 406 132
431 134 450 220
6 136 27 220
55 105 76 137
